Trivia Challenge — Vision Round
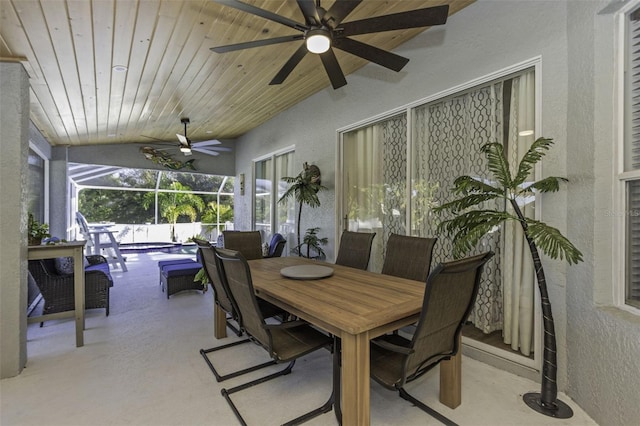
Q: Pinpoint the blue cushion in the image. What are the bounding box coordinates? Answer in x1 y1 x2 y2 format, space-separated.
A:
162 262 202 277
268 233 286 256
158 258 196 271
85 261 113 286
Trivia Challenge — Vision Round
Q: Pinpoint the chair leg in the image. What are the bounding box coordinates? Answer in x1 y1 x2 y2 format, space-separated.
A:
200 339 277 382
282 339 340 426
221 361 296 426
398 387 458 426
221 360 336 426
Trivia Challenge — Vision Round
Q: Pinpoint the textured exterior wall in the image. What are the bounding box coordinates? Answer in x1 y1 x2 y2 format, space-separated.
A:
566 2 640 425
0 61 30 378
234 1 640 424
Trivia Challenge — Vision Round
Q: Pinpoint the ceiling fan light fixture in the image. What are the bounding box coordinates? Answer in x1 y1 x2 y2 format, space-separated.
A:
180 145 192 154
306 29 331 54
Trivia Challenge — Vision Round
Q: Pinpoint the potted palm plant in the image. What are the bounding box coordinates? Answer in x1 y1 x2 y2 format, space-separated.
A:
278 162 327 256
434 137 582 419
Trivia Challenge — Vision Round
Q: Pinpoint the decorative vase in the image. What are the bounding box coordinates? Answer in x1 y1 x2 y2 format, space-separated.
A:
29 236 42 246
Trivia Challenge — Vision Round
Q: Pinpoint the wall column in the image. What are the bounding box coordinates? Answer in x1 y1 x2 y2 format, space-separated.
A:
0 61 30 378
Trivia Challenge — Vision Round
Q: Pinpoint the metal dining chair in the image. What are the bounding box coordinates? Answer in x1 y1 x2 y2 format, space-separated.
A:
381 233 437 282
369 251 494 426
195 239 285 383
334 230 376 270
222 230 264 260
215 247 335 426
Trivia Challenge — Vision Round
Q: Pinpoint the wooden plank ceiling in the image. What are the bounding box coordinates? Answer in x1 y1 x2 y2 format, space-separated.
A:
0 0 474 148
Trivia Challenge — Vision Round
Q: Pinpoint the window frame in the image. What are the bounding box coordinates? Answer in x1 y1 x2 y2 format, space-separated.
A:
252 145 295 239
615 0 640 313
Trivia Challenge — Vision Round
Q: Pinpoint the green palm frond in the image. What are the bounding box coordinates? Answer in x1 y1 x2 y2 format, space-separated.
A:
525 219 583 265
434 193 503 214
451 175 504 196
481 143 513 189
521 176 568 194
438 210 517 258
513 137 554 187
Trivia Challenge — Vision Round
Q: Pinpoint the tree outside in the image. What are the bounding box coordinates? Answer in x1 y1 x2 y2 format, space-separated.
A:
143 182 205 242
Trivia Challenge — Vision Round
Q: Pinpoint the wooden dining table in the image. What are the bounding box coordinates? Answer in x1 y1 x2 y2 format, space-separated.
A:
213 256 462 425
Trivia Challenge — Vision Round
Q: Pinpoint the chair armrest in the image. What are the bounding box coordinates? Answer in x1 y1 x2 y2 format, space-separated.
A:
263 320 308 330
371 338 414 355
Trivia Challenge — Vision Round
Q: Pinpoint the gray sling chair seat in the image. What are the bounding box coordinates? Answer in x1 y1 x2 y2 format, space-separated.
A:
369 251 494 426
215 248 335 426
334 230 376 270
194 238 286 383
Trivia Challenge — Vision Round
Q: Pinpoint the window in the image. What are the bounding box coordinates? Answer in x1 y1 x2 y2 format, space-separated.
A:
623 5 640 309
27 147 48 223
253 149 295 245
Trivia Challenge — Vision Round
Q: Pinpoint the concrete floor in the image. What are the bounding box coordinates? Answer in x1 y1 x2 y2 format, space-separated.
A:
1 252 598 426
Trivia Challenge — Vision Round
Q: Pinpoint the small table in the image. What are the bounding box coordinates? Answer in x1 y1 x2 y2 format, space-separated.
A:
27 241 86 347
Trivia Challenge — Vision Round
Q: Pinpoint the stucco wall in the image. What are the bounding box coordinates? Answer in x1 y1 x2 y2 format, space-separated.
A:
0 61 30 378
234 1 640 424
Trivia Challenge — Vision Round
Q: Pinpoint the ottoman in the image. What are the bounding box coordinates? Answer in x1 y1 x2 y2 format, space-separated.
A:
158 258 197 285
160 261 205 298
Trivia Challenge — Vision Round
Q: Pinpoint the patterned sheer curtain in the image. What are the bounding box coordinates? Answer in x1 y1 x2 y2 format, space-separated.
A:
413 83 504 335
412 69 535 355
342 114 407 272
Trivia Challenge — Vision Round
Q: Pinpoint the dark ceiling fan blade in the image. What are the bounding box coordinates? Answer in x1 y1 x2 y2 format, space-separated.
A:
339 4 449 37
333 37 409 72
214 0 307 31
270 44 308 85
324 0 362 27
319 49 347 89
296 0 321 26
211 35 303 53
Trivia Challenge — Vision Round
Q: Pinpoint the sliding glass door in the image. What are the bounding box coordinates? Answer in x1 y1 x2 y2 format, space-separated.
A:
339 66 539 366
254 149 295 249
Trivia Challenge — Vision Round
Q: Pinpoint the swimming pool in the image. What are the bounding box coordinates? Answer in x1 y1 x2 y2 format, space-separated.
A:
119 242 198 255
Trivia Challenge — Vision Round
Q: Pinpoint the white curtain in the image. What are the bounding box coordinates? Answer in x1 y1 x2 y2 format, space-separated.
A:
502 70 536 355
342 115 406 272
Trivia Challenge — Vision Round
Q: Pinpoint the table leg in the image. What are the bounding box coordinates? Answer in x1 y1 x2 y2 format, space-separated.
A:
72 245 85 347
439 334 462 408
214 304 227 339
341 332 370 425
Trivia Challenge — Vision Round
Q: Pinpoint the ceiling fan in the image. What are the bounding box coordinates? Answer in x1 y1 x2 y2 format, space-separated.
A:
210 0 450 89
142 118 231 157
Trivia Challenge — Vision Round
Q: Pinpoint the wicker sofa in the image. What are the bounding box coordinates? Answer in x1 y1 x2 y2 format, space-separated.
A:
28 254 113 322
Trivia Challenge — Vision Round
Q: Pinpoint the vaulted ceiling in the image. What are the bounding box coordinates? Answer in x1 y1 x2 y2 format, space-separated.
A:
0 0 474 149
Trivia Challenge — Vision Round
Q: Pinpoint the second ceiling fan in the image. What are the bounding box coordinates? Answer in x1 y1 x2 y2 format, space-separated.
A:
210 0 450 89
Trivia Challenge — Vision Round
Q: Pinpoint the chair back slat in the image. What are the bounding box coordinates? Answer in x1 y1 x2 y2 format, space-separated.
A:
381 234 437 282
215 248 271 349
406 252 494 379
335 231 376 270
222 231 263 260
194 238 235 315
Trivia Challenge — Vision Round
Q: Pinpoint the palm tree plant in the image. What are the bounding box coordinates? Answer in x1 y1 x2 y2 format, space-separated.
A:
143 182 205 242
294 227 328 259
278 163 327 256
434 137 582 419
